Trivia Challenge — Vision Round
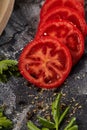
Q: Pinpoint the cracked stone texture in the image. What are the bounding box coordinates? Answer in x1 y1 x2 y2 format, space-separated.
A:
0 0 87 130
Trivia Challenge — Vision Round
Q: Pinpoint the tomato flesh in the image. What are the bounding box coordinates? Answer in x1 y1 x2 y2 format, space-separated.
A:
76 0 84 5
36 20 84 65
39 7 86 37
19 37 72 89
40 0 85 18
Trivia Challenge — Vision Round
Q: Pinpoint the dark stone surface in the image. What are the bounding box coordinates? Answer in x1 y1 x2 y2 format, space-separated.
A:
0 0 87 130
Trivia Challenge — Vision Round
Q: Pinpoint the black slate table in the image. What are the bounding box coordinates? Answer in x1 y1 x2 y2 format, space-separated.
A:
0 0 87 130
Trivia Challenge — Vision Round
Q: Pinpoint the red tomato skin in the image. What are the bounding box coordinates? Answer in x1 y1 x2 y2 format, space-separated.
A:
35 20 84 66
18 37 72 89
38 7 86 37
45 0 84 5
40 0 85 18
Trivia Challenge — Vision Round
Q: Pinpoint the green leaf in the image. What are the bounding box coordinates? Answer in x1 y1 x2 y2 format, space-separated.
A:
0 106 4 113
59 106 70 126
0 126 2 129
42 128 49 130
38 116 55 129
0 59 20 82
68 125 78 130
64 117 76 130
27 121 40 130
0 117 13 128
52 93 62 130
0 107 13 129
0 112 3 117
0 107 4 117
0 60 18 74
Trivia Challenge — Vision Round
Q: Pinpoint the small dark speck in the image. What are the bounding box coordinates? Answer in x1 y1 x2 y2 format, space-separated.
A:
18 100 27 106
36 88 42 92
27 111 35 120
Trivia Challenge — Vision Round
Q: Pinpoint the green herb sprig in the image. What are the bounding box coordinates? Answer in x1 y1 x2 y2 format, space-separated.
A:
0 59 20 82
27 93 78 130
0 106 13 130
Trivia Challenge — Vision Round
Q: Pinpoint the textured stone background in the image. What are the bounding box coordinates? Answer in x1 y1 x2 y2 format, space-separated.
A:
0 0 87 130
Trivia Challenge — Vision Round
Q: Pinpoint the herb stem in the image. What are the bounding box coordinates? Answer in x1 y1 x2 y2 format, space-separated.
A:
58 106 70 126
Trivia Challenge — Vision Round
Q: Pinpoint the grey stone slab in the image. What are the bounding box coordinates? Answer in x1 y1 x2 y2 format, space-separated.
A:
0 0 87 130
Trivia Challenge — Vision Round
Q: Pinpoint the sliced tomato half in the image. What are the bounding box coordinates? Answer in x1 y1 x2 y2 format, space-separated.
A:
18 37 72 89
39 7 86 37
40 0 85 18
36 20 84 65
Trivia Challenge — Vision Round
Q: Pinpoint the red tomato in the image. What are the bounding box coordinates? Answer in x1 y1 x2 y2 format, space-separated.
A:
38 7 86 37
76 0 84 5
45 0 84 5
18 37 72 89
36 20 84 65
40 0 85 18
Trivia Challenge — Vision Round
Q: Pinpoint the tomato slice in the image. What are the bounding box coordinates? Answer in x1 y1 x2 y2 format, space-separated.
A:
36 20 84 65
40 0 85 18
45 0 84 6
76 0 84 5
38 7 86 37
18 37 72 89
